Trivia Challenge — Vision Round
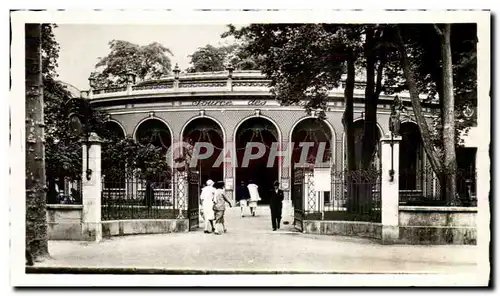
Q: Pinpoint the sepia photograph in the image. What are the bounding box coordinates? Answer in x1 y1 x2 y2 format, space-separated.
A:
9 9 491 287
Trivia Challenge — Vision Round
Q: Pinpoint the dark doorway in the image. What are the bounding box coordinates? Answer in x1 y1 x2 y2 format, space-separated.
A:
399 122 423 190
235 117 279 204
183 118 224 186
456 147 477 199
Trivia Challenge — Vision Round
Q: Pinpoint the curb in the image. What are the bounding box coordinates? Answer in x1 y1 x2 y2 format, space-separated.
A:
25 266 430 275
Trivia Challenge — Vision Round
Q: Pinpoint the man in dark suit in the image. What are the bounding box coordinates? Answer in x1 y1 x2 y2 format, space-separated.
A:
269 181 284 231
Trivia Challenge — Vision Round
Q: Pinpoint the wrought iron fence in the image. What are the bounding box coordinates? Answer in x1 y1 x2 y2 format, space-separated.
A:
323 169 381 222
293 168 381 223
101 176 183 220
46 180 82 205
399 167 477 206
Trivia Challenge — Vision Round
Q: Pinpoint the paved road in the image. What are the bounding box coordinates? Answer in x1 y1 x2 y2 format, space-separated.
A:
39 205 478 274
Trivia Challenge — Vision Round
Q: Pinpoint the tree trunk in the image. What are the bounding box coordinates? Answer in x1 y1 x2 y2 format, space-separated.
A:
25 24 49 263
361 28 378 171
343 53 356 173
359 28 380 213
395 27 443 178
343 53 356 212
435 24 458 203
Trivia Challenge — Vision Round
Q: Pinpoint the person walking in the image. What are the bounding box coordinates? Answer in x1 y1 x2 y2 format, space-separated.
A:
269 181 284 231
213 181 232 235
200 179 216 234
247 180 261 216
236 180 250 217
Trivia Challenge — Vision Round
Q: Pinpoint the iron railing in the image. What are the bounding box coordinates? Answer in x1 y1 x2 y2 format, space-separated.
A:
293 168 381 223
323 169 381 222
46 180 82 205
399 167 477 206
101 177 183 220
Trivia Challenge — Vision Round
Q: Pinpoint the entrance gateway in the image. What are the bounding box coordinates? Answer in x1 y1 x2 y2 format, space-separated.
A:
235 117 280 204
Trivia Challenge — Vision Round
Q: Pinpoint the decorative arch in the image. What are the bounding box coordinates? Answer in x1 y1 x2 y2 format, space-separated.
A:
233 114 282 204
104 119 126 139
102 120 127 189
180 114 226 144
132 116 173 146
181 115 226 185
341 118 384 170
399 121 424 190
289 115 337 142
351 117 385 136
233 113 283 144
289 116 336 168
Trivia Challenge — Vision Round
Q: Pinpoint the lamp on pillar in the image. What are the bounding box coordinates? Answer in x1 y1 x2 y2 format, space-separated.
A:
226 62 234 78
173 64 181 90
88 73 96 89
127 72 136 84
173 63 180 79
388 95 403 182
88 73 96 99
65 97 94 181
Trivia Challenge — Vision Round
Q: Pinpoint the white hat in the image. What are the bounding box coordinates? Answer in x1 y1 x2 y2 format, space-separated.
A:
206 179 214 186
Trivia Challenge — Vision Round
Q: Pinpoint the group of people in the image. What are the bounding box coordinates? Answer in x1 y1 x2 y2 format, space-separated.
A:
236 180 261 217
199 179 285 234
236 180 285 231
200 180 232 235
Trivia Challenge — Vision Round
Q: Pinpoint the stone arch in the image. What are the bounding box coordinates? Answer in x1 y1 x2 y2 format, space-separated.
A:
399 121 424 190
132 116 174 146
289 116 336 168
181 116 225 185
341 119 384 170
233 114 282 204
104 119 126 139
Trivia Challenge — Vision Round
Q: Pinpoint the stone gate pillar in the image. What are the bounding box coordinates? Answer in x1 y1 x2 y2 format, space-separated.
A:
81 132 103 242
380 133 402 244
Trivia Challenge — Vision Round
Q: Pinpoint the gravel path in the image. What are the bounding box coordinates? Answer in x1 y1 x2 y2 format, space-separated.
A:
38 205 478 274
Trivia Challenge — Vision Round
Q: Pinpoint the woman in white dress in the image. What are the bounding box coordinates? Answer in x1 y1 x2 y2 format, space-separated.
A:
247 180 261 216
200 179 216 233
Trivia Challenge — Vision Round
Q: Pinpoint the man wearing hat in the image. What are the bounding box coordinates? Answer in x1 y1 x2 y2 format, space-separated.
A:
269 180 284 231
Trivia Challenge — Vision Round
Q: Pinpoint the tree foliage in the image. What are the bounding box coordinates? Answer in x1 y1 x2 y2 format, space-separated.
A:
224 24 346 114
225 24 400 170
386 24 477 147
92 40 173 88
394 23 477 203
186 43 261 73
43 26 172 204
101 136 171 182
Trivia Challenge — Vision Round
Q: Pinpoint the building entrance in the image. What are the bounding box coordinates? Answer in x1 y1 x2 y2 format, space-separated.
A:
235 117 279 204
183 118 224 185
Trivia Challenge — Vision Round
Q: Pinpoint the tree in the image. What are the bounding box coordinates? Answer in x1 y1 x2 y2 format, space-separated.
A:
186 43 260 73
394 23 477 204
25 23 49 264
434 24 458 203
101 136 171 182
93 40 173 88
40 24 108 203
224 24 395 214
186 44 227 73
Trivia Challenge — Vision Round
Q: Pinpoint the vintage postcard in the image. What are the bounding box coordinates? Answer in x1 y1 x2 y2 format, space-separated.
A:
10 9 491 287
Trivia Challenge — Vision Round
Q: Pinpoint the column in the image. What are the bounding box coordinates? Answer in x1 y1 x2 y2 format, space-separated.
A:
174 169 188 218
280 138 291 201
279 138 293 218
223 137 235 203
81 132 103 242
380 133 402 244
